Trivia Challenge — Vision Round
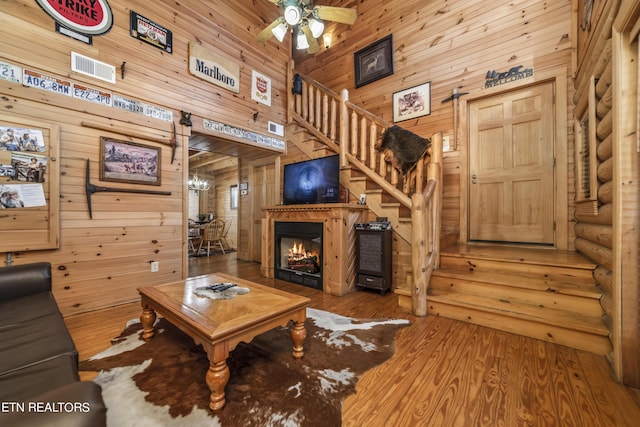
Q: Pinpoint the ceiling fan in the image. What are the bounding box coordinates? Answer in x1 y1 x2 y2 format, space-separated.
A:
256 0 357 54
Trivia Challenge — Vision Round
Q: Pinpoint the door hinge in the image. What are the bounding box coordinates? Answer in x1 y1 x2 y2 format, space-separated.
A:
553 221 556 231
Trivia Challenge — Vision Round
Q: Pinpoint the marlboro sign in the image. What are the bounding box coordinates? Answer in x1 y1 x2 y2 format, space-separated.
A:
35 0 113 36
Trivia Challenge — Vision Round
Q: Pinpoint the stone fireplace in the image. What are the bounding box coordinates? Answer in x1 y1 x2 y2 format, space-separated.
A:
261 204 368 295
274 222 323 290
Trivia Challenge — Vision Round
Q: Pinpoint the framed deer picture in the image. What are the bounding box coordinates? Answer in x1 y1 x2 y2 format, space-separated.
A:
354 35 394 88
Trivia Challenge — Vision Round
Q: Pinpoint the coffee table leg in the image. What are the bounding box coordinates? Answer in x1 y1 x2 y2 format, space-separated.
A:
291 320 307 359
206 359 230 411
140 306 157 341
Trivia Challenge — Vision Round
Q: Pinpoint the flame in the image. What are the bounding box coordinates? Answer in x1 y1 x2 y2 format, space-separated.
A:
288 241 317 260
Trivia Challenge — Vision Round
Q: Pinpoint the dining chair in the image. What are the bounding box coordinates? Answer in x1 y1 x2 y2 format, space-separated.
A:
220 218 232 250
201 219 226 256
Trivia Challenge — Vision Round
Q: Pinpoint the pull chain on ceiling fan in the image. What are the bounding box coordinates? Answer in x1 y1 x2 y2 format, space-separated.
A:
256 0 357 54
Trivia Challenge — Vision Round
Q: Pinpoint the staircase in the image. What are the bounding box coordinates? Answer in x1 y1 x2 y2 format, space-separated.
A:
424 243 611 355
288 72 610 354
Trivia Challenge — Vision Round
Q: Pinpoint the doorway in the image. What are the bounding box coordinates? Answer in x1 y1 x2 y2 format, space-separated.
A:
467 81 556 245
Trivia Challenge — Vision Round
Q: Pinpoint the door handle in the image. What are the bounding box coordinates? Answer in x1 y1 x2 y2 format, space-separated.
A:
471 173 478 184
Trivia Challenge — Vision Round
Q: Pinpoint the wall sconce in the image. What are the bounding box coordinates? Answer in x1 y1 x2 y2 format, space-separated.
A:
323 34 331 49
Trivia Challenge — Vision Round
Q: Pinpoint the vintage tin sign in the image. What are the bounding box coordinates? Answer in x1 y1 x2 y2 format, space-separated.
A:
23 70 71 96
72 83 112 107
189 42 240 93
35 0 113 36
130 11 173 53
0 61 22 84
251 70 271 106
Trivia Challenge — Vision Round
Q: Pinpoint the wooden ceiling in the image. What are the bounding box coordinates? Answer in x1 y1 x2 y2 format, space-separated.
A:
188 132 279 170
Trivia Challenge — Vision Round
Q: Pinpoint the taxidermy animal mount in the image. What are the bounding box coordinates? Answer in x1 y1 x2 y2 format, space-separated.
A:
377 126 431 175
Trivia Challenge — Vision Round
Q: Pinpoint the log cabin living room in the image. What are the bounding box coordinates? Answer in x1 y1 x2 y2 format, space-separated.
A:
1 0 639 425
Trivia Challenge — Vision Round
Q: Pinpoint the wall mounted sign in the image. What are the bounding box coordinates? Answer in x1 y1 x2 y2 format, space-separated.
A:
251 70 272 106
189 42 240 93
72 83 112 107
35 0 113 36
0 61 22 84
203 119 285 152
484 65 533 88
130 11 173 53
23 70 72 96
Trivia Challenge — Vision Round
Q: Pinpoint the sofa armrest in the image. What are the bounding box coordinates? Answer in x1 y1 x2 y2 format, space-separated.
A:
0 262 52 301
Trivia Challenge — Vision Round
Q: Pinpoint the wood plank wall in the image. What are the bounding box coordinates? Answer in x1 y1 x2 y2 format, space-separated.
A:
295 0 576 246
0 0 289 315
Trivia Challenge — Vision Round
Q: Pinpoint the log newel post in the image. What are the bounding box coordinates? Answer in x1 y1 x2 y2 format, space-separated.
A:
340 88 349 168
411 192 428 316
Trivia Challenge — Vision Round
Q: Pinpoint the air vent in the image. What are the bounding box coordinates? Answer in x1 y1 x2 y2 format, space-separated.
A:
71 52 115 84
268 121 284 136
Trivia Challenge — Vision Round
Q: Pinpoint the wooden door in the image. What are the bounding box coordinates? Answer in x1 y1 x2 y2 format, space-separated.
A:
250 163 276 262
468 82 555 244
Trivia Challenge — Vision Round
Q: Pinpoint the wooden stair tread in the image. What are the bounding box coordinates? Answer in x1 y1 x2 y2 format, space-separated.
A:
431 269 601 299
441 243 596 270
427 293 609 336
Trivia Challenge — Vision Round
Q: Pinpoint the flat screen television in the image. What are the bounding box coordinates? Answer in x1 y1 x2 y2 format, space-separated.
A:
282 155 340 205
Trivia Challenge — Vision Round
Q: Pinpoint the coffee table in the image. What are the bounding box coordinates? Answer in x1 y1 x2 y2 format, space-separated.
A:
137 272 310 411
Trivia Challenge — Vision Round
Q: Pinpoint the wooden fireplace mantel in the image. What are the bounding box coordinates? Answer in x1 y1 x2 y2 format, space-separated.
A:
261 203 369 296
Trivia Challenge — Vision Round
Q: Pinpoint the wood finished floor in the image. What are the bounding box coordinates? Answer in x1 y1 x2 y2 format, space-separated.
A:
65 253 640 427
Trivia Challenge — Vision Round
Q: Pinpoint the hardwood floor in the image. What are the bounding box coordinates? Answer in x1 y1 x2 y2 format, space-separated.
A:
65 253 640 426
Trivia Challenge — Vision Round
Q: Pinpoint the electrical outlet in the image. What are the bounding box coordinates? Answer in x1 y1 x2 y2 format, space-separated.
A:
150 261 159 272
443 136 451 151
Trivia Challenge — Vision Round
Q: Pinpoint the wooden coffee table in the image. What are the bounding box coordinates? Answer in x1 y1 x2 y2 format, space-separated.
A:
137 272 310 411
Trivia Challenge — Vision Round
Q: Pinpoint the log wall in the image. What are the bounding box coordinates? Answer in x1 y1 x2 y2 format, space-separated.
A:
573 0 640 386
0 0 289 315
295 0 576 247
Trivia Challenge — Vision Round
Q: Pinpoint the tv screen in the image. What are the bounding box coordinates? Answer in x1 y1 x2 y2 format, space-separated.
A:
282 155 340 205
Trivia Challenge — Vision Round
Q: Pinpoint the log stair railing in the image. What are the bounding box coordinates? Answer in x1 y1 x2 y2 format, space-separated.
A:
290 73 443 316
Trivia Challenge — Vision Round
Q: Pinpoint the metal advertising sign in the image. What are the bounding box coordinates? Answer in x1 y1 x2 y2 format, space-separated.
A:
35 0 113 36
72 83 112 107
189 42 240 93
130 11 173 53
23 70 72 96
251 70 272 106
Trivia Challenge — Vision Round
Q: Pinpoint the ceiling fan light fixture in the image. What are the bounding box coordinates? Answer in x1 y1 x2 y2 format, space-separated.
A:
271 20 288 42
296 31 310 50
284 4 302 26
308 18 324 38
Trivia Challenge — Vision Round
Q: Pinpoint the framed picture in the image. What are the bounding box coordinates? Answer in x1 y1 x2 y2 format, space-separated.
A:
100 137 161 186
354 35 394 88
392 82 431 123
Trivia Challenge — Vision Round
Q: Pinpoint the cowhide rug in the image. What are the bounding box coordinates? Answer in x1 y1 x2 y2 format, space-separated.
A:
79 308 410 427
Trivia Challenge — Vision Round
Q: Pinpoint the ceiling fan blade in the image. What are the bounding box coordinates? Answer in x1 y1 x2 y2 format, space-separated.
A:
301 24 320 54
314 5 357 25
256 18 282 43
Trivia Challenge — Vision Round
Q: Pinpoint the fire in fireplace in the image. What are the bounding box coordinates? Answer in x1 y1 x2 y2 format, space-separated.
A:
285 239 320 274
274 222 323 290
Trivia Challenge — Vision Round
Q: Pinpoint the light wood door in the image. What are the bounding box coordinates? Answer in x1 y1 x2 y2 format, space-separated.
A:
469 82 555 244
250 163 276 262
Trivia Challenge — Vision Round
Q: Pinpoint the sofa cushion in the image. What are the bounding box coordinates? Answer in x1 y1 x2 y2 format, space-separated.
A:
0 262 51 301
0 291 62 325
0 311 77 376
0 381 107 427
0 353 79 401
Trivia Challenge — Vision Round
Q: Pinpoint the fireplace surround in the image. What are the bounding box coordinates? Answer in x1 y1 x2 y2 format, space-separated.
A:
261 204 368 295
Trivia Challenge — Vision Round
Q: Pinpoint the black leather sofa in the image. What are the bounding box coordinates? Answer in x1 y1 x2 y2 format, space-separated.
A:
0 262 106 426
